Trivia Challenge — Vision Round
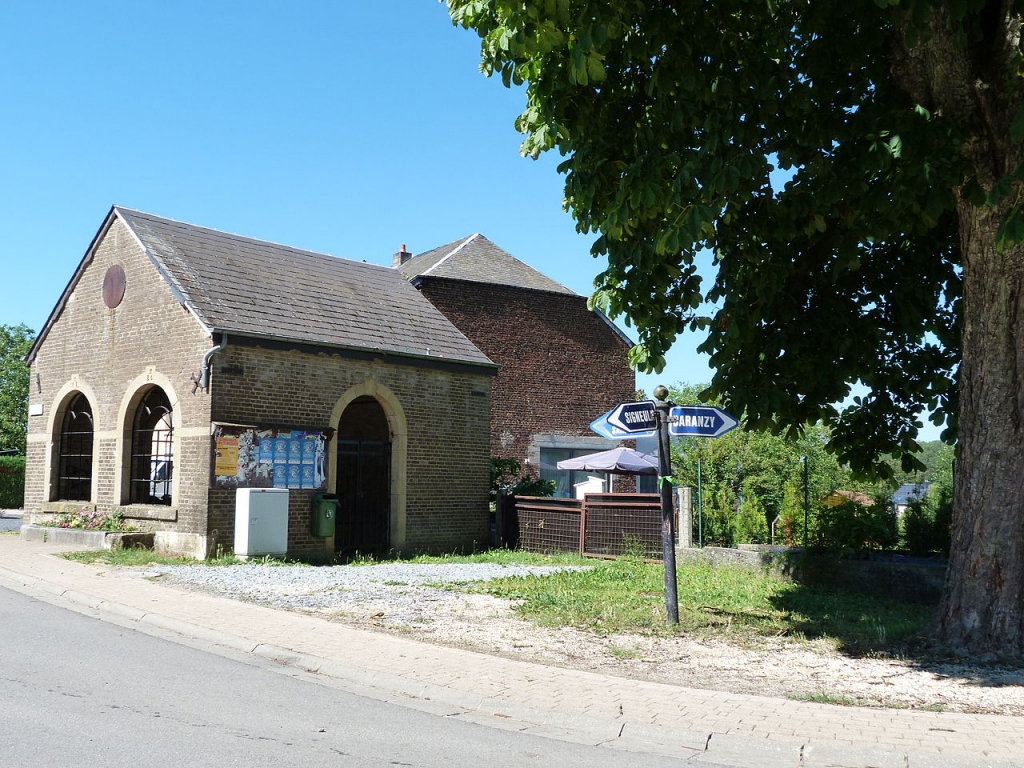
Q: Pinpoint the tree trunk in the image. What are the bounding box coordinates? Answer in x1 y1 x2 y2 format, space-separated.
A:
889 7 1024 658
938 196 1024 657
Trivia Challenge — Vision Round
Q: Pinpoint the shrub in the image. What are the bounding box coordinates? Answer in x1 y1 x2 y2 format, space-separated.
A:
490 458 555 500
901 498 935 555
813 499 898 551
0 455 25 508
902 490 953 556
694 485 736 547
733 493 770 544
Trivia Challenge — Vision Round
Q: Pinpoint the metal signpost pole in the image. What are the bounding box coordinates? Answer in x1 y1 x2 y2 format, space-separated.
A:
652 385 679 625
697 456 703 548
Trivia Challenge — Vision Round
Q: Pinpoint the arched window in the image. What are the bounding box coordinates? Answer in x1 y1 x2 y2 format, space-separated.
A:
130 388 173 505
56 393 93 501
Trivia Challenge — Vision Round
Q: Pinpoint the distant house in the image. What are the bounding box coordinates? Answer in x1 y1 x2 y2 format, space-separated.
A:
395 234 636 498
822 489 874 508
24 207 496 559
892 482 932 515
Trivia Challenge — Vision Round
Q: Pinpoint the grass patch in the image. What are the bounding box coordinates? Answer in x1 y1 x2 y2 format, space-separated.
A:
608 644 643 659
58 545 933 657
61 549 242 567
473 556 934 655
346 548 589 567
787 691 862 707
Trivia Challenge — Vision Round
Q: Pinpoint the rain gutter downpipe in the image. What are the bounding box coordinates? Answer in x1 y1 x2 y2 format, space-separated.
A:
199 333 227 391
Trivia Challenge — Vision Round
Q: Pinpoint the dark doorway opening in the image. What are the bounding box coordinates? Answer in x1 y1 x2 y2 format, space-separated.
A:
335 396 391 554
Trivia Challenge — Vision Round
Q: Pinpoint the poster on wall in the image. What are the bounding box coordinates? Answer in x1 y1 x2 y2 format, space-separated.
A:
211 424 328 490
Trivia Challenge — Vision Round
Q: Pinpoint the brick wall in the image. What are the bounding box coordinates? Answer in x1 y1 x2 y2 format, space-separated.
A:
209 342 492 558
26 217 213 537
414 278 636 470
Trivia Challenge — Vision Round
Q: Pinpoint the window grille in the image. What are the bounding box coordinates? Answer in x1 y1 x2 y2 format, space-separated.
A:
130 388 173 505
56 393 93 501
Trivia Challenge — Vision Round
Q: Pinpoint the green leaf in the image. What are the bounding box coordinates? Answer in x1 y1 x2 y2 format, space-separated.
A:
995 205 1024 250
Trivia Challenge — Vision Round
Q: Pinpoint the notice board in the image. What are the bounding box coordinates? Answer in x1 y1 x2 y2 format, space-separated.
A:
212 424 328 490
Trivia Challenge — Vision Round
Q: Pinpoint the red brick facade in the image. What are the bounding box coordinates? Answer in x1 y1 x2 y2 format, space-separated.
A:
412 278 636 474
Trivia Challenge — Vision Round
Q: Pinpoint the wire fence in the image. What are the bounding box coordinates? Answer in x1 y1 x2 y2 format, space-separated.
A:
514 493 664 559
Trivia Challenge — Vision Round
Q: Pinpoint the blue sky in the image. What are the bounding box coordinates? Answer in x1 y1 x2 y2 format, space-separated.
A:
0 1 940 440
0 0 711 397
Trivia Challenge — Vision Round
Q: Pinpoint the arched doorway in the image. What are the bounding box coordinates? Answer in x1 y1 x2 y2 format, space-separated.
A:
335 395 391 554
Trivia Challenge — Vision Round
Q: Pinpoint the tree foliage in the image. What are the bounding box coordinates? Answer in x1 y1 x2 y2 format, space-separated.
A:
0 324 34 455
667 382 877 548
445 0 996 475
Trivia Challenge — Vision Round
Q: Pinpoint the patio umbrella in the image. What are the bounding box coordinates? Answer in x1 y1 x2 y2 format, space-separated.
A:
556 447 660 476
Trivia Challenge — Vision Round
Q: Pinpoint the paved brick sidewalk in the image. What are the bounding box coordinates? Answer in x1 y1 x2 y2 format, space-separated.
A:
1 535 1020 767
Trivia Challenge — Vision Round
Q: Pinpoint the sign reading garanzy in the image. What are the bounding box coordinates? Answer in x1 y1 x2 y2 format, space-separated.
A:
667 406 738 438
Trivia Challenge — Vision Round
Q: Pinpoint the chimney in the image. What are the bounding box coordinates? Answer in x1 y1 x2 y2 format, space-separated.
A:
392 243 413 267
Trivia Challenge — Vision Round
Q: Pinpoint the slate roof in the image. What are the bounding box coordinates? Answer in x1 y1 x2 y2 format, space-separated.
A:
30 207 495 369
398 234 576 295
892 482 931 505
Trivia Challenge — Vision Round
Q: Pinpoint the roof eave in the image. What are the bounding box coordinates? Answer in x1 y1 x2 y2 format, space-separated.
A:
217 329 499 373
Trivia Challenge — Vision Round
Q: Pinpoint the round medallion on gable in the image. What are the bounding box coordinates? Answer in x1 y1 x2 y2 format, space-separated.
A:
102 264 126 308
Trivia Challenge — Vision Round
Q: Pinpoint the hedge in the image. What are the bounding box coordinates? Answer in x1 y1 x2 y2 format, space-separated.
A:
0 455 25 509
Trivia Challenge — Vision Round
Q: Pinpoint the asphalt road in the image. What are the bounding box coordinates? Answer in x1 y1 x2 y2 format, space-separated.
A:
0 586 706 768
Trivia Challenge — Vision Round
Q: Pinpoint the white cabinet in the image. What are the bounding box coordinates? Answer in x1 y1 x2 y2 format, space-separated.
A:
234 488 289 558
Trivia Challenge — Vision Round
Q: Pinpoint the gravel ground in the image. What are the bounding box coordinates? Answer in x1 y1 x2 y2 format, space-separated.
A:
146 561 1024 716
153 562 586 624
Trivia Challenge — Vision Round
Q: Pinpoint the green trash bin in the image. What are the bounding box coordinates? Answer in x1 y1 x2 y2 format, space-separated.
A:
311 493 338 538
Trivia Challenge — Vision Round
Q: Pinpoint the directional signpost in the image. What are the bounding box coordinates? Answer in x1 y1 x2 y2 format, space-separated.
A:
668 406 739 438
590 395 738 627
589 401 657 440
588 415 654 440
606 400 658 433
590 403 737 441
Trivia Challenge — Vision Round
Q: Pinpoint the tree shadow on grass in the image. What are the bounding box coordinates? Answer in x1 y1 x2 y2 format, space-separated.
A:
768 571 1024 689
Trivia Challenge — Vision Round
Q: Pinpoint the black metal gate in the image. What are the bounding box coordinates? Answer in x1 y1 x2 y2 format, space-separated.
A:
335 439 391 553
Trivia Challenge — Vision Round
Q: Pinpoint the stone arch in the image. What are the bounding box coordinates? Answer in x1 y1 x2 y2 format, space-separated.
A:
329 378 408 551
116 368 181 506
46 378 100 503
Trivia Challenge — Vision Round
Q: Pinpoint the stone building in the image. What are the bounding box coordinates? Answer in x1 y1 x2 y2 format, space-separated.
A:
24 207 496 559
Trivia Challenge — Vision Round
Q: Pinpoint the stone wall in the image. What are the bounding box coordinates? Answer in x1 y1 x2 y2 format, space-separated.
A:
677 546 947 603
207 340 493 558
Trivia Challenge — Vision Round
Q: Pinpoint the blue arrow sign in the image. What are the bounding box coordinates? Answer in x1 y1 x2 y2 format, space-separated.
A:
606 400 658 434
668 406 738 438
589 412 656 440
